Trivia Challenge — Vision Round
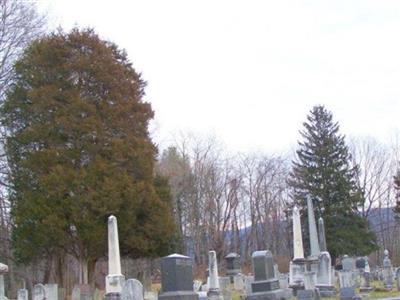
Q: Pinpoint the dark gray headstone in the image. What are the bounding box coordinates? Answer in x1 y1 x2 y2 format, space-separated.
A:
161 254 194 292
246 251 291 300
396 268 400 291
355 258 365 269
252 251 275 281
225 253 241 283
225 253 240 270
159 254 198 300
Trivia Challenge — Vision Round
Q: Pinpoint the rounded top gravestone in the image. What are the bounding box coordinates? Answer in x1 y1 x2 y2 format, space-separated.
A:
356 257 366 269
0 263 8 275
383 249 392 268
384 249 389 258
252 250 275 282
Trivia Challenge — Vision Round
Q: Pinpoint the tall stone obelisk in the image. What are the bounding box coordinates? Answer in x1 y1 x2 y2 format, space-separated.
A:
105 215 125 300
316 216 335 296
293 206 304 260
307 196 320 259
207 251 223 300
318 217 327 252
289 206 306 294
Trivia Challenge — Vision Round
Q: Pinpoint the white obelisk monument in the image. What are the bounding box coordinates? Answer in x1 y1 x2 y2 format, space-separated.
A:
105 215 125 299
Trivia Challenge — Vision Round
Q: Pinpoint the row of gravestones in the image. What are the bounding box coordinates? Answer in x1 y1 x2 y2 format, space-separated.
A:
24 280 148 300
336 251 400 300
156 250 292 300
12 252 400 300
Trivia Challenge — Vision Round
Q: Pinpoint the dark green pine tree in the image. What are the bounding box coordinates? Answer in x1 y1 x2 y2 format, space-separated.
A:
288 105 377 262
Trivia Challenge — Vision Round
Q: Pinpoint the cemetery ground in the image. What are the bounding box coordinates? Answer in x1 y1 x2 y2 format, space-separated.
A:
3 213 400 300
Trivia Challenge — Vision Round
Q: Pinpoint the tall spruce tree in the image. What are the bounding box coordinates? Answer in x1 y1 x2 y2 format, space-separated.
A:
1 29 176 283
288 105 377 261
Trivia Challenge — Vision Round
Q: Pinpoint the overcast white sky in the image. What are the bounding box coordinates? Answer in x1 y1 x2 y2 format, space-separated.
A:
36 0 400 153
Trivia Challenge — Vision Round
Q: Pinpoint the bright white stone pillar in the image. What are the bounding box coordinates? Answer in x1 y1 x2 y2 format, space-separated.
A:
106 215 125 295
293 206 304 260
0 263 8 300
208 251 220 291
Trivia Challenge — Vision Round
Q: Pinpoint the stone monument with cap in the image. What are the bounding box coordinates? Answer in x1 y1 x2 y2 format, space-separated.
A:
105 215 125 300
245 250 291 300
288 206 306 295
159 254 199 300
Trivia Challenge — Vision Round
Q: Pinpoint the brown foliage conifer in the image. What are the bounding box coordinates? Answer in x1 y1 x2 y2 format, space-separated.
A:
1 29 175 283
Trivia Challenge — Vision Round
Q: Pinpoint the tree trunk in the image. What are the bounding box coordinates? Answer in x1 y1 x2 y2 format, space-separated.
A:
78 257 89 284
88 259 97 288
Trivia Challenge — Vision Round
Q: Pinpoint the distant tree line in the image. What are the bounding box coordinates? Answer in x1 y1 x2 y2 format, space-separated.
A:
158 108 400 267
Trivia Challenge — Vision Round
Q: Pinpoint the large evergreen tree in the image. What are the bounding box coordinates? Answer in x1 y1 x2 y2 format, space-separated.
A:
1 29 175 283
288 105 377 261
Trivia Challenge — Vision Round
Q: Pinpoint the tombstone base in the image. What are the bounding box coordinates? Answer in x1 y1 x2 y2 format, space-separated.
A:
288 284 304 296
297 289 320 300
316 285 335 297
196 291 207 300
221 290 231 300
207 289 223 300
105 292 121 300
251 279 280 293
227 270 241 284
359 286 373 293
339 288 361 300
106 275 125 295
384 284 393 291
245 288 292 300
159 291 199 300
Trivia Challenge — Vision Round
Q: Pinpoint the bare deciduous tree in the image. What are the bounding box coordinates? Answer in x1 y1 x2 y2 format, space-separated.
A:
0 0 46 99
0 1 45 296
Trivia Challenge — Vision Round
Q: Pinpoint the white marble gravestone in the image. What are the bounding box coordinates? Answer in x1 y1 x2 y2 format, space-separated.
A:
72 286 81 300
233 274 244 291
33 284 46 300
144 291 158 300
317 252 331 285
122 279 143 300
383 249 393 289
106 215 125 297
293 206 304 260
17 289 28 300
303 272 317 290
342 256 355 272
208 251 220 290
338 271 353 288
208 251 222 300
0 263 8 300
289 206 306 291
45 283 58 300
